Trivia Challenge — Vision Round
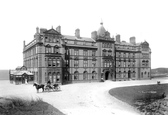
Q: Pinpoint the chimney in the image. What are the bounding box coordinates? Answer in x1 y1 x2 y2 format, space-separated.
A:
91 31 97 40
116 34 121 43
36 27 39 34
75 29 80 38
130 36 136 44
56 25 61 34
23 40 26 48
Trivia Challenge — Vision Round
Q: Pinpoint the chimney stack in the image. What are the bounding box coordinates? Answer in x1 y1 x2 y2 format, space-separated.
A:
116 34 121 43
36 27 39 34
23 40 26 48
130 36 136 44
91 31 97 40
56 25 61 34
75 29 80 38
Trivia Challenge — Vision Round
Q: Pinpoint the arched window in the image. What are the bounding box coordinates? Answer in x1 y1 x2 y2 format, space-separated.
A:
48 58 52 67
92 71 96 79
56 72 60 82
64 72 68 81
141 72 143 78
48 72 52 82
123 71 126 78
74 71 79 80
102 49 106 56
119 71 121 78
83 71 88 80
108 50 112 56
53 72 56 83
45 45 52 53
56 58 60 67
54 46 59 53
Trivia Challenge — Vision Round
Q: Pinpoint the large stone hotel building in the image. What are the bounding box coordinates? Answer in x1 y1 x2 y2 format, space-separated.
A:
23 22 151 84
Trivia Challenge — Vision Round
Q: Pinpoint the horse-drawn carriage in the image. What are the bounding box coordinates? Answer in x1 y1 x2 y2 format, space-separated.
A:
33 82 60 93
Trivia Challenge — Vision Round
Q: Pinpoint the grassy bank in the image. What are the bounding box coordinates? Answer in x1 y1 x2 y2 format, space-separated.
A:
0 96 65 115
109 83 168 105
109 83 168 114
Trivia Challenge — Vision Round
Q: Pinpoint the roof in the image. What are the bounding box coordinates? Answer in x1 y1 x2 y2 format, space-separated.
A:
11 70 33 76
97 23 106 37
115 41 141 46
63 35 95 42
43 28 61 35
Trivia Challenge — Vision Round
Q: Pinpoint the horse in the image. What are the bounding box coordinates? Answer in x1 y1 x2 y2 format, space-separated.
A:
33 82 45 93
53 84 60 91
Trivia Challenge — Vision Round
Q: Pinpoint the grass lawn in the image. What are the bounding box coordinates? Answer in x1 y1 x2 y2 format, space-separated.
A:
0 96 65 115
109 83 168 106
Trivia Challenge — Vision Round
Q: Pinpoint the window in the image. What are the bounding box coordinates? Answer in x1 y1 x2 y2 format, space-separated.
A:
48 58 52 67
83 50 88 56
54 47 59 53
53 37 56 42
74 49 79 55
53 58 56 67
64 72 68 81
83 59 88 67
109 61 112 67
141 72 143 78
74 59 79 67
83 71 88 80
45 46 52 53
56 72 60 82
102 49 106 56
56 58 60 67
74 71 79 80
48 72 52 82
92 71 96 79
104 60 107 67
118 71 121 78
107 60 109 67
92 60 96 67
53 72 56 83
118 61 121 67
123 60 126 67
118 52 121 57
92 50 96 56
108 50 112 56
45 36 49 42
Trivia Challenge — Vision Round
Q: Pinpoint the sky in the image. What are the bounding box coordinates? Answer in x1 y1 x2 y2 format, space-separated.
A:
0 0 168 69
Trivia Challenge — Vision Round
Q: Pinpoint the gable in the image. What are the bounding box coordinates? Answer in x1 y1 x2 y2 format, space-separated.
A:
44 29 61 35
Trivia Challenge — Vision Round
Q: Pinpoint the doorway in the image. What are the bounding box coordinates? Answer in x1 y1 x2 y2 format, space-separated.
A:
128 70 131 79
105 71 110 80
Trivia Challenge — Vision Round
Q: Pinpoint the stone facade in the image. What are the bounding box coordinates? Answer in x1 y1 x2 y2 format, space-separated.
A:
23 23 151 84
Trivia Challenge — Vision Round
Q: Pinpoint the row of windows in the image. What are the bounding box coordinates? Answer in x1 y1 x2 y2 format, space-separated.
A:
45 72 60 83
24 57 38 68
142 60 149 67
45 46 60 53
45 36 60 43
47 58 60 67
116 45 137 50
116 61 135 67
116 68 136 72
102 50 113 56
141 72 150 77
74 71 97 80
24 47 37 58
102 43 113 48
103 60 113 67
117 72 136 78
116 52 135 58
74 59 96 67
74 50 96 56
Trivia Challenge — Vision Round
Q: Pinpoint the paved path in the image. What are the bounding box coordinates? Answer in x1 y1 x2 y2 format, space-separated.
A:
0 78 168 115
